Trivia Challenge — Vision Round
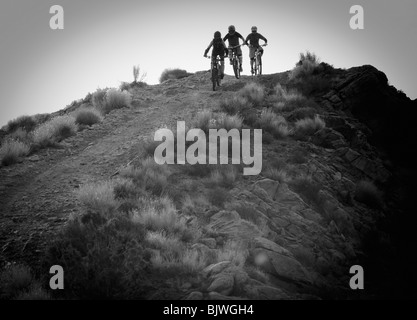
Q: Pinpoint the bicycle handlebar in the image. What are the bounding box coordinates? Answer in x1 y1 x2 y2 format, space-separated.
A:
248 43 268 48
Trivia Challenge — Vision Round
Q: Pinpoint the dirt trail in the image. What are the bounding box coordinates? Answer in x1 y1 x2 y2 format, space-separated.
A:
0 72 238 267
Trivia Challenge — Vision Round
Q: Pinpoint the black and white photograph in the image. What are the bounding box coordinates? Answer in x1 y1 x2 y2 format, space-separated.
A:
0 0 416 306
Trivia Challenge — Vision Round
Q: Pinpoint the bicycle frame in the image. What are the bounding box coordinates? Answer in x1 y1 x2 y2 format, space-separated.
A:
251 44 267 76
229 44 241 79
207 55 222 91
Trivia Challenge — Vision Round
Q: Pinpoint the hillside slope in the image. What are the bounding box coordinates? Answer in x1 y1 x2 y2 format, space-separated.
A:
0 65 416 300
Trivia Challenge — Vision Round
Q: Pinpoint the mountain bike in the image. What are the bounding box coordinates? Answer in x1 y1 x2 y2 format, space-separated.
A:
207 55 222 91
251 44 267 76
229 45 242 79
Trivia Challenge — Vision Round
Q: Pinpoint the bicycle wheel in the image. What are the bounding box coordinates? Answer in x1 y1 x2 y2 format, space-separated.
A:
212 68 218 91
253 57 258 76
258 55 262 75
233 59 240 79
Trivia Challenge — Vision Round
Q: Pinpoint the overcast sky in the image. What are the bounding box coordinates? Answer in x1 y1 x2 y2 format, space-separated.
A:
1 0 416 127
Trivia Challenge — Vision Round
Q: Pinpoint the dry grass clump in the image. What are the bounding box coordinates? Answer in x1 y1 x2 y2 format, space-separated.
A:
32 115 77 147
92 88 132 114
257 109 289 139
73 107 103 126
238 82 265 105
0 139 30 166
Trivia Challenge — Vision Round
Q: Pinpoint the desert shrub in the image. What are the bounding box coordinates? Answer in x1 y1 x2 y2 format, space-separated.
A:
159 68 192 83
0 139 30 166
101 89 132 114
73 107 103 126
133 65 146 83
119 157 171 196
208 187 229 208
181 194 210 215
44 214 149 299
354 180 383 209
146 230 183 253
264 168 288 183
120 81 147 92
294 115 325 138
211 113 243 131
288 52 334 95
6 115 37 133
206 165 239 189
272 85 306 111
220 96 253 116
192 110 212 133
299 51 320 64
119 82 131 91
131 196 187 236
32 115 77 147
32 113 51 126
289 51 320 80
257 109 289 139
290 175 325 212
92 88 131 114
0 264 33 299
92 88 108 109
9 128 32 144
113 178 144 200
238 83 265 105
77 180 119 217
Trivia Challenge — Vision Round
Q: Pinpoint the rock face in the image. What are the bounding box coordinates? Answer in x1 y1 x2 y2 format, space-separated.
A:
252 238 312 285
322 65 417 166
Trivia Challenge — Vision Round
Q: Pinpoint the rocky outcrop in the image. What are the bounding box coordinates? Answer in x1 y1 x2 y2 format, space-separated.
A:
322 65 417 166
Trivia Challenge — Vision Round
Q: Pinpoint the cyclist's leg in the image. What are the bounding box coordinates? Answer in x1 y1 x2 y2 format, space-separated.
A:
228 47 233 64
249 47 255 73
259 47 264 64
237 47 243 71
219 56 225 79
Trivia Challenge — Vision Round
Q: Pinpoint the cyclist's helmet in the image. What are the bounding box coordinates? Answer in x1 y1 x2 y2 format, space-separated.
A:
228 25 236 34
251 26 257 32
214 31 221 39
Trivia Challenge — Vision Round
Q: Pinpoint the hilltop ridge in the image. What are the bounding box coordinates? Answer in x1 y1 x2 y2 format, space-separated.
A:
1 61 416 300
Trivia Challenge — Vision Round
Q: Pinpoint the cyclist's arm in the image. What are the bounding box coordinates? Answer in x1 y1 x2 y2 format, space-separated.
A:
222 40 228 56
236 32 245 43
244 34 251 46
259 34 268 44
204 41 213 56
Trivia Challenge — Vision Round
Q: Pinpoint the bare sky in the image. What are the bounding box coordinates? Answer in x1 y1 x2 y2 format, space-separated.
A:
1 0 416 127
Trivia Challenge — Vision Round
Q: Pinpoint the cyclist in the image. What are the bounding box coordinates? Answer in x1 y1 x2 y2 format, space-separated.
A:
223 25 246 72
204 31 228 79
244 26 268 74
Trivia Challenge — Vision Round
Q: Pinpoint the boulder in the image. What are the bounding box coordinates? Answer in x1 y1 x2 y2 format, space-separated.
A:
208 210 262 239
203 261 232 277
207 273 234 296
